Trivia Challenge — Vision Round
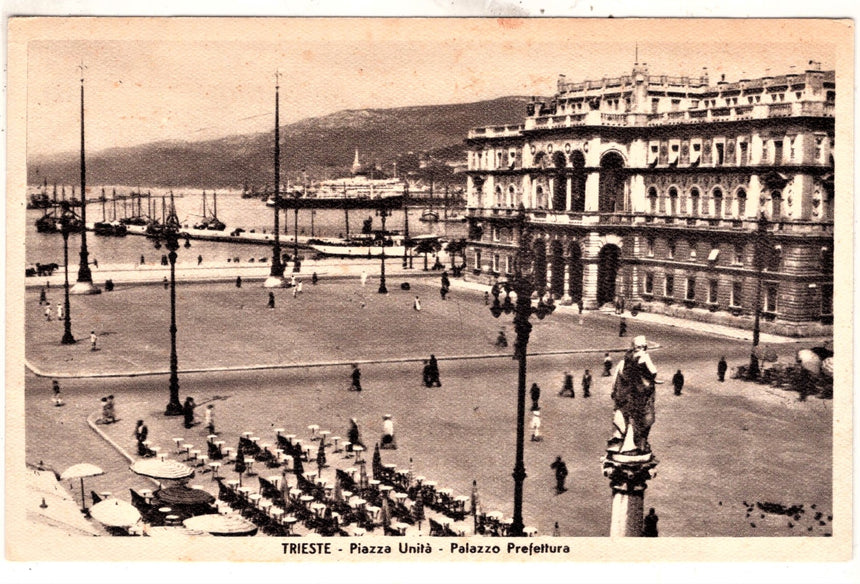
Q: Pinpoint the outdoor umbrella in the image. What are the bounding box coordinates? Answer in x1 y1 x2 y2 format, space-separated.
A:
316 440 327 471
89 498 141 528
60 463 105 513
380 496 392 529
412 491 425 532
129 458 194 481
183 513 258 536
154 486 215 507
372 443 382 479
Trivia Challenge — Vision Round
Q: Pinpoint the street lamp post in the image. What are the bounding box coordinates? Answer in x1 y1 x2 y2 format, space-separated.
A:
152 192 185 416
59 202 77 345
749 212 769 377
377 207 391 294
402 184 412 269
70 63 98 295
265 73 285 288
489 214 554 536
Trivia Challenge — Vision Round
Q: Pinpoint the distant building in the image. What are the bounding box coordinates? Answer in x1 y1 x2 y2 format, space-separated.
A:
464 63 834 336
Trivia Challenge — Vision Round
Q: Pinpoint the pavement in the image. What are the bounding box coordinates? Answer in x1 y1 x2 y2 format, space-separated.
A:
22 272 834 540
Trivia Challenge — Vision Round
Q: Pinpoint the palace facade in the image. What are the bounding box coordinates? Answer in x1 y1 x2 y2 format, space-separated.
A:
463 63 834 337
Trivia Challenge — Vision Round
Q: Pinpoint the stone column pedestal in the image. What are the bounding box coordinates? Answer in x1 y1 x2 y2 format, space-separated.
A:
601 451 658 537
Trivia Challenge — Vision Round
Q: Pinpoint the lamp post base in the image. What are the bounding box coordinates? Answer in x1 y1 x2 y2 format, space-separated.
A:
164 400 184 417
262 275 287 288
61 331 77 345
70 281 101 295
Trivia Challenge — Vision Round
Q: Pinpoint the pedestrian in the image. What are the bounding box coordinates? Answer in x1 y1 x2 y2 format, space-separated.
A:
290 274 296 288
236 275 242 288
39 287 47 305
347 418 364 450
577 299 584 314
296 280 303 294
104 394 116 423
293 283 299 298
413 296 421 311
642 508 659 537
530 410 542 442
197 254 203 266
550 456 568 493
441 272 451 290
602 353 613 376
559 371 574 397
350 364 362 392
618 317 627 337
51 379 64 407
360 270 368 287
134 420 149 456
90 330 97 351
495 329 508 348
44 303 52 321
440 285 448 300
483 291 490 305
93 257 98 269
422 360 432 387
105 279 114 292
205 404 216 435
620 296 626 314
672 369 685 396
530 382 541 411
163 276 168 290
428 354 441 387
56 302 64 321
140 254 145 265
717 356 728 382
381 414 396 449
312 272 319 285
581 369 592 398
268 291 275 309
183 396 197 429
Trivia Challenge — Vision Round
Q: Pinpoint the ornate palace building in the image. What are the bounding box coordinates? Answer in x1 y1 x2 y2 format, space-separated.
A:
464 63 834 337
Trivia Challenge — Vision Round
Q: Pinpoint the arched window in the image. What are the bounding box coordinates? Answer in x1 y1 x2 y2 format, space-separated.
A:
648 187 658 214
495 185 503 207
736 188 747 217
771 190 783 219
668 187 679 215
507 185 516 207
713 188 724 218
690 187 700 216
536 185 548 209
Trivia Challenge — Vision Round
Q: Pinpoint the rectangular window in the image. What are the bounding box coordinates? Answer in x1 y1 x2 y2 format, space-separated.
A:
664 275 674 297
646 238 654 257
685 277 696 301
821 284 833 315
773 140 783 164
505 255 513 275
690 142 702 165
733 245 744 266
715 142 725 165
762 141 769 164
671 99 681 112
644 273 654 295
731 281 743 307
708 279 718 303
689 242 698 259
474 250 482 270
739 142 748 166
651 98 660 113
765 283 778 313
492 226 500 241
492 253 500 273
667 242 676 259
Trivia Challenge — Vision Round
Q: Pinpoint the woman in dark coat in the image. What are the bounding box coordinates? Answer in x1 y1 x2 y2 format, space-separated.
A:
347 418 364 450
183 396 196 429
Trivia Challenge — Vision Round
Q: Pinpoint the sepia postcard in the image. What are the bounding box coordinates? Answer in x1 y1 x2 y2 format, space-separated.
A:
4 15 854 577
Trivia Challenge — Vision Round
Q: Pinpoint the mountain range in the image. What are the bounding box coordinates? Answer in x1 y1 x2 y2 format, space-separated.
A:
27 96 532 189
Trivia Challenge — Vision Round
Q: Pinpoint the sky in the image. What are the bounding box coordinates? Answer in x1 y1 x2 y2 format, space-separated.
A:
17 18 841 158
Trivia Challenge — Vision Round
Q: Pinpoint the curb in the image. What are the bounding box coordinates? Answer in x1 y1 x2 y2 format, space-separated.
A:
86 410 162 488
26 345 654 380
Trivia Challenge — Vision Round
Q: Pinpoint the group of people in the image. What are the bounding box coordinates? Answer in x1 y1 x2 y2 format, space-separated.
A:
99 395 117 424
422 355 441 387
347 415 397 452
558 370 592 398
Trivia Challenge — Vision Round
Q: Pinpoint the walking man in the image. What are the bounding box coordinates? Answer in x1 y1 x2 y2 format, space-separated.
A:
205 404 216 435
530 410 542 442
90 331 98 351
672 369 685 396
559 371 574 397
413 296 421 311
163 276 169 290
603 353 613 376
717 356 728 382
642 508 659 537
550 456 568 494
39 287 47 305
581 369 592 398
360 270 368 287
530 382 541 411
350 364 362 392
56 302 64 321
44 303 52 321
618 317 628 337
236 276 242 288
427 354 441 387
268 291 275 309
52 379 64 407
380 415 396 449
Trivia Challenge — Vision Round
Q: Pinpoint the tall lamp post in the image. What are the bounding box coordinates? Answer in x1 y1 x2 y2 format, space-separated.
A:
71 62 98 295
489 211 554 536
292 171 305 273
152 192 187 416
402 183 412 269
749 212 769 377
377 207 392 294
265 72 285 288
59 202 77 345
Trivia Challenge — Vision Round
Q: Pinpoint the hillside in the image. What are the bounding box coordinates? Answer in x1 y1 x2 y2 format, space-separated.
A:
27 96 531 189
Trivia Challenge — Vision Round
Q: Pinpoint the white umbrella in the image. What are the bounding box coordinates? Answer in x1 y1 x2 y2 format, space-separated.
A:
183 513 258 536
130 458 194 481
60 463 105 512
90 498 141 528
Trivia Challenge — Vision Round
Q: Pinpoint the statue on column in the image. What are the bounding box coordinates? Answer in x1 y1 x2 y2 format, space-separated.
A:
608 335 657 455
